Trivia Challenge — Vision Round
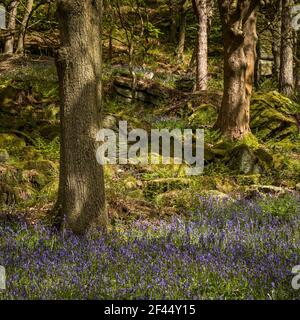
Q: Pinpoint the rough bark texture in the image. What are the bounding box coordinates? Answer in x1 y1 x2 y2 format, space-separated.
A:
4 1 19 54
280 0 294 97
55 0 107 235
16 0 34 54
193 0 208 91
216 0 259 140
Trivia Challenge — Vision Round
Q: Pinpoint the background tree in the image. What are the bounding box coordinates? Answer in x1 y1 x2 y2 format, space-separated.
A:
4 0 19 54
192 0 208 91
16 0 34 54
176 0 189 62
280 0 294 96
55 0 107 234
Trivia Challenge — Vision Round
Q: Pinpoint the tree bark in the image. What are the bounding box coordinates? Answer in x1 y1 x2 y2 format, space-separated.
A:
169 0 177 43
177 0 187 61
295 31 300 96
216 0 258 140
279 0 294 97
4 0 19 54
16 0 34 55
55 0 107 235
193 0 208 91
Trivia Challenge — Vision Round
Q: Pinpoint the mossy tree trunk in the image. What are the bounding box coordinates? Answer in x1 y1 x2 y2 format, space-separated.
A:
4 0 19 54
279 0 295 97
55 0 108 235
216 0 258 140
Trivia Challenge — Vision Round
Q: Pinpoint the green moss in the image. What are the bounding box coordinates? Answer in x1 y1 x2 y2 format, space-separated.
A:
24 160 58 176
251 91 299 141
0 134 26 155
188 104 218 129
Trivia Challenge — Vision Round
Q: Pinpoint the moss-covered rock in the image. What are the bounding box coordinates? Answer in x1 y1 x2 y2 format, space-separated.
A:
250 91 299 141
24 160 58 176
22 170 48 188
201 190 234 201
155 189 193 208
0 182 18 206
0 134 26 154
228 145 262 174
0 149 9 163
144 177 191 199
22 146 43 161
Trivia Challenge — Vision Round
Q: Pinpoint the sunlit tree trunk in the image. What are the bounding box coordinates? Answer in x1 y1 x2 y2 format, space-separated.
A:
4 1 19 54
279 0 294 97
55 0 107 235
216 0 258 140
193 0 208 91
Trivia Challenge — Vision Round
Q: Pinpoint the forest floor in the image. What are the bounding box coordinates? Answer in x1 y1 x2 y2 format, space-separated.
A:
0 52 300 299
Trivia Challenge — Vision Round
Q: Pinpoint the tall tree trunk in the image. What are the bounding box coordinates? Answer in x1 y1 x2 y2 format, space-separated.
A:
55 0 107 235
216 0 258 140
272 0 281 84
169 0 177 43
272 38 281 83
280 0 294 97
295 31 300 96
4 1 19 54
16 0 34 55
193 0 208 91
177 0 187 61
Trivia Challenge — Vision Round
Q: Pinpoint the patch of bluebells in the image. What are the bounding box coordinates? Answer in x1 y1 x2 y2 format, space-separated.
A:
0 195 299 300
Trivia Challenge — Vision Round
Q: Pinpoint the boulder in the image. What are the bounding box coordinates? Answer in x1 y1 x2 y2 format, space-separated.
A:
250 91 299 141
229 145 262 174
24 160 57 176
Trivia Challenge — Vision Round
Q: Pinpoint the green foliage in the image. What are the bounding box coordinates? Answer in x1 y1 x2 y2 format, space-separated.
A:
32 137 60 162
257 193 300 221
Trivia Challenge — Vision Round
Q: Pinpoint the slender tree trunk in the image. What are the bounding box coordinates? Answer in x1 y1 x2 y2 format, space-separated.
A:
16 0 34 55
55 0 107 235
272 39 281 83
193 0 208 91
177 1 187 61
4 1 19 54
108 26 114 61
295 31 300 95
280 0 294 97
272 0 281 83
169 0 177 43
216 0 258 140
254 39 261 89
